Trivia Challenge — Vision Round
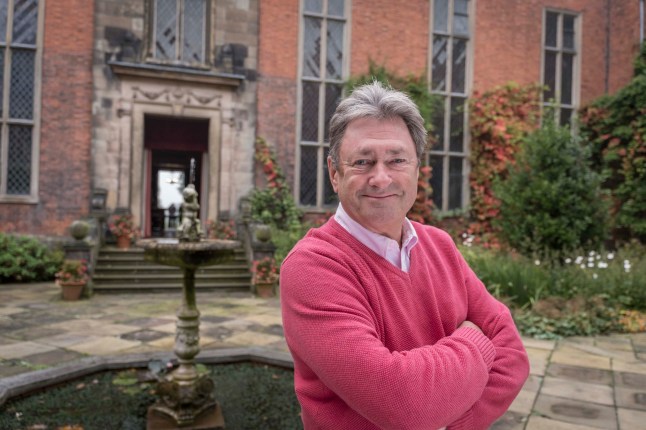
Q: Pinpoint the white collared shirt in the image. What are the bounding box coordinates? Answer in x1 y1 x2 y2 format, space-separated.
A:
334 203 419 272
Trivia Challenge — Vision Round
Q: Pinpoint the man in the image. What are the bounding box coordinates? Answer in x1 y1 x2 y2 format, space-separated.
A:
280 81 529 430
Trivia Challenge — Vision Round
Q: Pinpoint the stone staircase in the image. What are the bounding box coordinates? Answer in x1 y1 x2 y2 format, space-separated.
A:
92 246 252 293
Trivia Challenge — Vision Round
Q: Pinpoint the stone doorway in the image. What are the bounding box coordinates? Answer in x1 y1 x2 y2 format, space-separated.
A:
144 115 209 237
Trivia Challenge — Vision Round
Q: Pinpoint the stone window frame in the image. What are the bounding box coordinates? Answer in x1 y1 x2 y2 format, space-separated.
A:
427 0 473 212
0 0 44 203
295 0 349 210
541 9 581 127
144 0 213 69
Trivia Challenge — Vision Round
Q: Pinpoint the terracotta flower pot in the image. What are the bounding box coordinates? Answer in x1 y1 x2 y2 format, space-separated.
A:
59 281 85 301
116 235 131 250
255 281 275 298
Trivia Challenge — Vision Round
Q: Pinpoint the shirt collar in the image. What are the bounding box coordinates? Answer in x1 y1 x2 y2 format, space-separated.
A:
334 203 418 270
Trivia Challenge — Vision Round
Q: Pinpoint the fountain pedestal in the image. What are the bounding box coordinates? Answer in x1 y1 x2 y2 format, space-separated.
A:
138 238 239 429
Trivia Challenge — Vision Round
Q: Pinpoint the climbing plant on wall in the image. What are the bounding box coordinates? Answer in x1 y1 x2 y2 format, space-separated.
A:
468 82 542 247
579 44 646 243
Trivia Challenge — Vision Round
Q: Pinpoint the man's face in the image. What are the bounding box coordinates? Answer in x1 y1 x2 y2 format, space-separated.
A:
328 117 419 243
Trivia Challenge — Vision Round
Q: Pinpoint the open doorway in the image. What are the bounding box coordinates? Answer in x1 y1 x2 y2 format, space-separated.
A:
144 116 209 237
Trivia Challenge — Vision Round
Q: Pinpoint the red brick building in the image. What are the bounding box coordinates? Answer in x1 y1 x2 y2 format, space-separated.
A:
0 0 94 236
0 0 641 239
259 0 642 213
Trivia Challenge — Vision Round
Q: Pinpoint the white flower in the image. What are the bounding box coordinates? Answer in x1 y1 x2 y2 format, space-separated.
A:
462 232 468 238
575 256 584 264
597 261 608 269
589 251 595 257
565 258 572 264
588 262 595 268
596 254 601 260
534 260 541 266
592 273 598 279
607 252 614 260
588 256 595 263
580 264 586 269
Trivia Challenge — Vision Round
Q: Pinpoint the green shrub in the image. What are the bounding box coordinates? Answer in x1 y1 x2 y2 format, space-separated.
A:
0 233 63 283
462 243 646 338
493 121 607 258
272 223 315 268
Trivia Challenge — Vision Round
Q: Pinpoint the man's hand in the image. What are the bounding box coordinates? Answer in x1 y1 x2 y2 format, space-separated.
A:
459 320 483 334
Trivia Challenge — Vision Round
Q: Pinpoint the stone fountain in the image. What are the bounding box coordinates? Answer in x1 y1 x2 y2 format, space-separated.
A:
137 159 239 429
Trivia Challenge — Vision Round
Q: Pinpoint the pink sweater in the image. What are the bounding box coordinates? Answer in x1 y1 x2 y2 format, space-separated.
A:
280 219 529 430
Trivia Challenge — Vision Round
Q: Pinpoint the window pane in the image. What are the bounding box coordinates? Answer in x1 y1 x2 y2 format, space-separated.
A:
301 81 320 141
451 38 467 93
12 0 38 46
430 155 443 210
0 47 4 117
328 0 344 16
303 17 321 77
304 0 322 14
543 51 556 101
431 96 445 150
323 147 337 205
432 35 448 91
326 19 344 80
0 0 7 43
181 0 205 63
300 145 318 206
545 11 558 47
324 84 342 141
449 97 465 152
448 156 463 210
563 15 575 50
9 48 34 119
561 53 573 105
453 0 469 36
559 108 573 127
7 125 32 195
155 0 178 60
433 0 448 33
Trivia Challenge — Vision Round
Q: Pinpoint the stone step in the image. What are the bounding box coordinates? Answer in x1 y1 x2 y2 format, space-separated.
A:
93 245 252 293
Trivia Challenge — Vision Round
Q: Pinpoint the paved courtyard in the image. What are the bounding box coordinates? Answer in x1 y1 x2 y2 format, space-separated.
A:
1 282 645 429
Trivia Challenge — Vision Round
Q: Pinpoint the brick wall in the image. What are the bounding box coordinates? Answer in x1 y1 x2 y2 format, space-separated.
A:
0 0 95 237
473 0 640 104
351 0 429 77
256 0 299 186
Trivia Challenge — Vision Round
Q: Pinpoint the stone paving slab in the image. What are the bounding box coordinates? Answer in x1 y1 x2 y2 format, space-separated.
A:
550 346 612 370
526 347 551 376
540 376 615 406
65 336 141 355
617 407 646 429
0 341 59 360
533 394 618 429
547 363 613 386
525 416 601 430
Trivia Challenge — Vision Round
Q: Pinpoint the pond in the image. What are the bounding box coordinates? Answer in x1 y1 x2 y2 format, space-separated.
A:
0 362 303 430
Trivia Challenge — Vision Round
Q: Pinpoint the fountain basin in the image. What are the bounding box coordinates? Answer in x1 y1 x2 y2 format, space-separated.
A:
136 238 240 268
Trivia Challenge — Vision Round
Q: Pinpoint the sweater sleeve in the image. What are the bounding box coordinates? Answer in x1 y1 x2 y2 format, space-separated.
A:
446 248 530 430
281 245 498 430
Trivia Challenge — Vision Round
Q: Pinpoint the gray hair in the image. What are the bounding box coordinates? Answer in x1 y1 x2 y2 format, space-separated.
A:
328 81 427 169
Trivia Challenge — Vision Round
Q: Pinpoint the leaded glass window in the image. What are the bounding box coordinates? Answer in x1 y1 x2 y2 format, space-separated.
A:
542 10 578 126
297 0 345 208
0 0 41 200
151 0 208 66
428 0 471 211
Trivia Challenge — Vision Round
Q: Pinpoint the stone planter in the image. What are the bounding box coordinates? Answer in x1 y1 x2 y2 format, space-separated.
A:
255 281 276 298
59 281 85 301
116 235 131 250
